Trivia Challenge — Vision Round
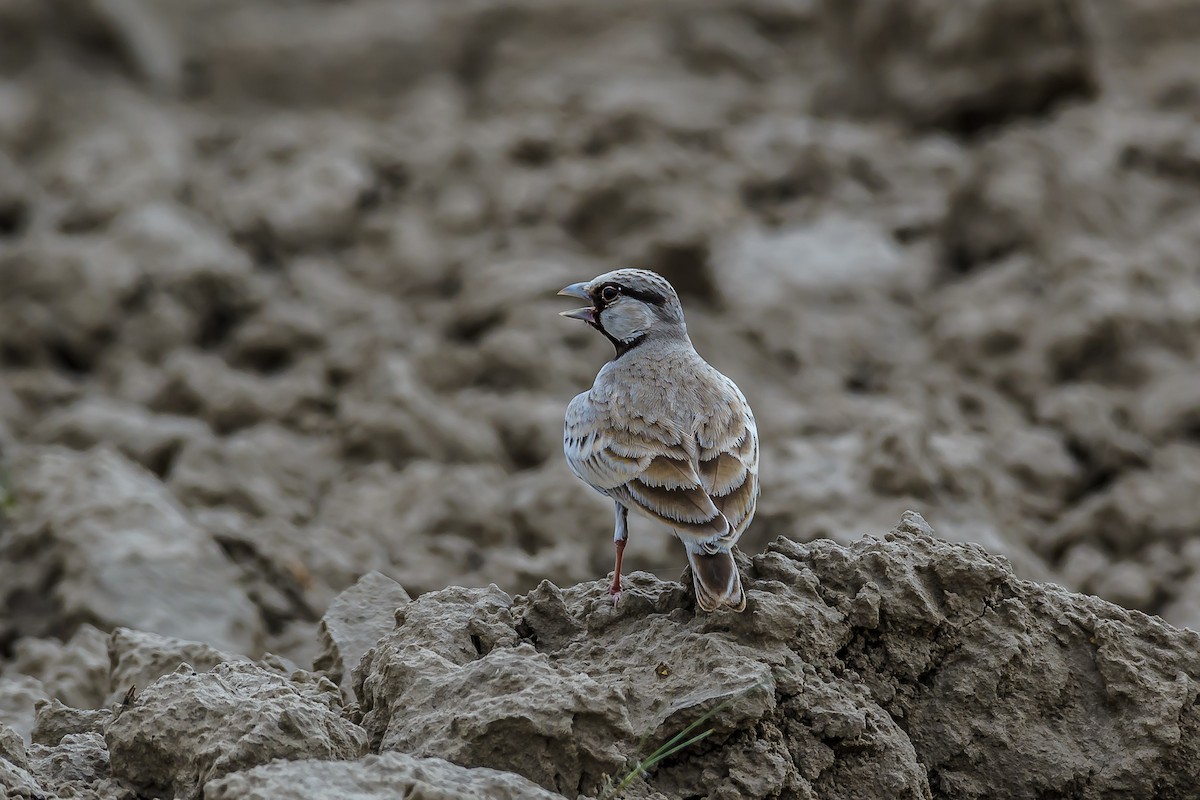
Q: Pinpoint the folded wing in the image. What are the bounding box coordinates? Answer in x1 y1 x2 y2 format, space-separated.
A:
697 390 759 549
565 393 729 540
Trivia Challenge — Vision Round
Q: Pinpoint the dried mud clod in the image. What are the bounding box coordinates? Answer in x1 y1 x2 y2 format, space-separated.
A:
5 514 1200 800
1 2 1200 798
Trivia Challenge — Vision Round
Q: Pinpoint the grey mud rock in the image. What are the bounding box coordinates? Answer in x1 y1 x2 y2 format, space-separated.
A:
204 752 564 800
31 398 208 477
313 571 409 697
0 722 42 799
1 0 1197 663
0 753 42 800
5 624 110 711
26 732 115 798
105 661 367 799
0 724 25 768
819 0 1095 130
2 2 1200 797
356 514 1200 800
1 446 262 655
106 627 244 706
0 676 48 745
30 700 112 747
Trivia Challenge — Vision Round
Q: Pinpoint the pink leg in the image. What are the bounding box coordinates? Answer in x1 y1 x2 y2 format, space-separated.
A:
610 503 629 605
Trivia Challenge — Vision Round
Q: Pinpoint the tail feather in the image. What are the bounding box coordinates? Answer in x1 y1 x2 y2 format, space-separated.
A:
685 548 746 612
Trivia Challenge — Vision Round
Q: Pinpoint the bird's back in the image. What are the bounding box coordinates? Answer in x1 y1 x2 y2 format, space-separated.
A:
565 339 759 544
594 341 739 428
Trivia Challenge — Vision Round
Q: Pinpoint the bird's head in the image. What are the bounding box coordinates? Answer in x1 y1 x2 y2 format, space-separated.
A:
558 269 686 355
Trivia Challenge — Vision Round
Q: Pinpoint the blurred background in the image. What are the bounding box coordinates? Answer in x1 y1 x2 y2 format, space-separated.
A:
0 0 1199 672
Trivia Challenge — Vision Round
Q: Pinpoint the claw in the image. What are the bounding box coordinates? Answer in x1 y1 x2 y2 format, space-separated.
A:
609 571 624 606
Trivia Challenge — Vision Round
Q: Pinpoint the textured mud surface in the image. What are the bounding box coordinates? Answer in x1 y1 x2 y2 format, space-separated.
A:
2 0 1200 798
5 514 1200 799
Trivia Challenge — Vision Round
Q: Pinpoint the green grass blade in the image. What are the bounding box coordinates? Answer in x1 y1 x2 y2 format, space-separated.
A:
601 678 771 799
640 728 714 768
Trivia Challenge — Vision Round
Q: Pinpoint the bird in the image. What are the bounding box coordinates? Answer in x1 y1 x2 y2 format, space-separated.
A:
558 269 759 612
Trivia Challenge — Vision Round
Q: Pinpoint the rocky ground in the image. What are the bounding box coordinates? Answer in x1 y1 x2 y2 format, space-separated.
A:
5 513 1200 799
2 0 1200 798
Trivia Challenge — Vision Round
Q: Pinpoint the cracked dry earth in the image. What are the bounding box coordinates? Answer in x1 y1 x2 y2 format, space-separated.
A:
351 513 1200 800
3 0 1200 798
4 513 1200 799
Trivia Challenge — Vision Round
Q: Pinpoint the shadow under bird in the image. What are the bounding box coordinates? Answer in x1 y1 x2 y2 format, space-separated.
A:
558 269 759 612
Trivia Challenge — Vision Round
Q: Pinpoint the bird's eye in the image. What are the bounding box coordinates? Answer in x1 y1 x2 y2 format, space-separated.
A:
601 285 620 303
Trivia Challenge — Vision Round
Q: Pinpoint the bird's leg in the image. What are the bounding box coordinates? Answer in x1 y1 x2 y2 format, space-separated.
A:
610 502 629 605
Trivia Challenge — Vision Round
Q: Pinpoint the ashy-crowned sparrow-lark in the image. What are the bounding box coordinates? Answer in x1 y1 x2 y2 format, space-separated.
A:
559 269 758 612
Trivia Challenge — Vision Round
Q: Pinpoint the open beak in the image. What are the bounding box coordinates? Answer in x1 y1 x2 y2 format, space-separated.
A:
558 282 596 323
557 282 590 300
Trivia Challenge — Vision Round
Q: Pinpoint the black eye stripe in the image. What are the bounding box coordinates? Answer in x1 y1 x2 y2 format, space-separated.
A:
596 283 665 307
624 287 666 306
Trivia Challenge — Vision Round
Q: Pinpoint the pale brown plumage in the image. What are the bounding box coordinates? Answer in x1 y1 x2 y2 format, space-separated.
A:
559 269 759 611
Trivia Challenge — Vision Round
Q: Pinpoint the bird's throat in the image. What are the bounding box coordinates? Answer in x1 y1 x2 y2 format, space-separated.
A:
607 330 646 358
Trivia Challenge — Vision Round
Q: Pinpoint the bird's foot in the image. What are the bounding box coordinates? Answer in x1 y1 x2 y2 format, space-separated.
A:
609 580 623 606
